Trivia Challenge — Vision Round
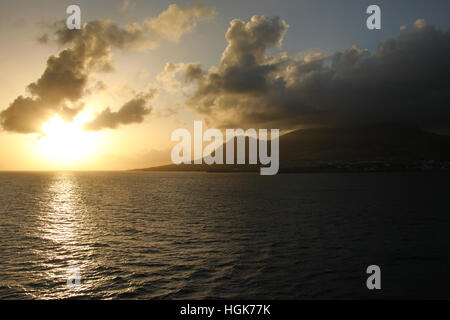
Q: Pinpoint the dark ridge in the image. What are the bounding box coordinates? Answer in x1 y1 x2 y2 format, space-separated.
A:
134 124 450 173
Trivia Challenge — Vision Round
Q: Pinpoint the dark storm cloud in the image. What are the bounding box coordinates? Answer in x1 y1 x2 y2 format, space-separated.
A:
83 91 154 131
185 17 450 130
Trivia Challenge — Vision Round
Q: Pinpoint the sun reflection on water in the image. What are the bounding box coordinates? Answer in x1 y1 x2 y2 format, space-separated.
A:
36 172 91 298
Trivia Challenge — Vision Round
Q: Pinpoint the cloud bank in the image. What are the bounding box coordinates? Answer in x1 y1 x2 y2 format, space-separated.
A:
183 16 450 130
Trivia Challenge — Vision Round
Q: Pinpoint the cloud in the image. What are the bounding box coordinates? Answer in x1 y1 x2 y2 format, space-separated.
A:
83 90 155 131
156 62 185 93
117 0 136 14
184 63 204 82
183 17 450 131
1 20 147 134
54 19 150 61
1 3 215 134
1 97 49 134
145 2 216 42
153 62 205 94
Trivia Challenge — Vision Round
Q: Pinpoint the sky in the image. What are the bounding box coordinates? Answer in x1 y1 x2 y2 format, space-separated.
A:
0 0 449 170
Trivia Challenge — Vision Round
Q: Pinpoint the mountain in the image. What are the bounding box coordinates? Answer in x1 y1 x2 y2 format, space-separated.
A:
135 124 450 173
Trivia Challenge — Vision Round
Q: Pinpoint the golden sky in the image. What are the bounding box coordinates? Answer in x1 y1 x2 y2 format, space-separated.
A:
0 1 217 170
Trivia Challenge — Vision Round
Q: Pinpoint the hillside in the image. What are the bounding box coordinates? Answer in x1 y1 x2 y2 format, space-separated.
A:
135 124 450 173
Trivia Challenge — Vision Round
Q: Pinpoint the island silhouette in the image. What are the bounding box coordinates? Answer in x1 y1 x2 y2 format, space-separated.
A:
136 123 450 173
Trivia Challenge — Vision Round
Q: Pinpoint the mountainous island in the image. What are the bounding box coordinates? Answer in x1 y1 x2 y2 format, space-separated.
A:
135 124 450 173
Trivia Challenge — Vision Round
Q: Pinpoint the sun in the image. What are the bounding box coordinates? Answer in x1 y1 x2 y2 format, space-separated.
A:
35 114 100 164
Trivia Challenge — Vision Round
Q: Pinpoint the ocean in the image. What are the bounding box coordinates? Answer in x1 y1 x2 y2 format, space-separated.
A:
0 171 449 299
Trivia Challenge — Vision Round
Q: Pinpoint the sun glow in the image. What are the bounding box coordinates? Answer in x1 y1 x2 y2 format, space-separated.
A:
35 115 100 165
